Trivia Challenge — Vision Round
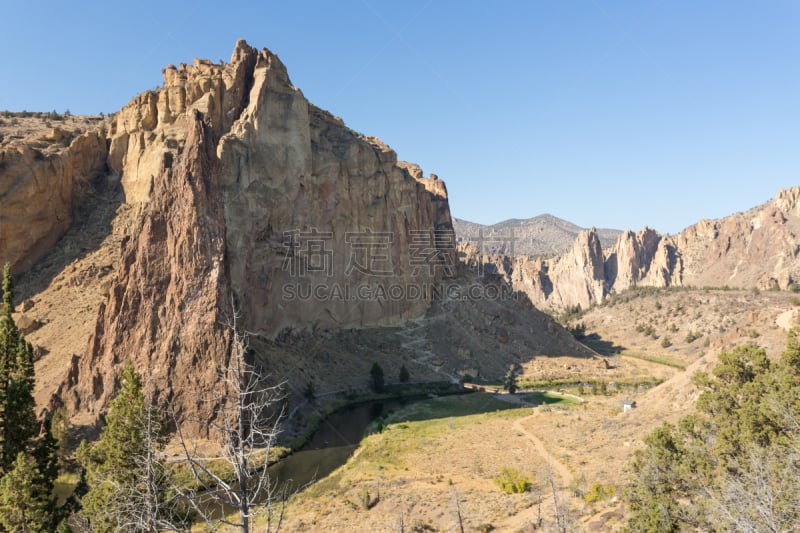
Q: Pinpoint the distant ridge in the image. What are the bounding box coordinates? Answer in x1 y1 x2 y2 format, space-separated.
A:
453 214 622 256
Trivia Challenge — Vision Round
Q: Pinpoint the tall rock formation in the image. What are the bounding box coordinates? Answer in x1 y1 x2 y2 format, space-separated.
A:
55 41 455 426
466 188 800 311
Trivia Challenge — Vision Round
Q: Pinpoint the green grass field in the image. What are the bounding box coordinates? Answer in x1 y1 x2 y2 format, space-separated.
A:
521 391 579 406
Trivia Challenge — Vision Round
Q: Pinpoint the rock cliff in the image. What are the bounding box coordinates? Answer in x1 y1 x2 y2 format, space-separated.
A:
0 127 107 273
47 41 454 426
466 188 800 311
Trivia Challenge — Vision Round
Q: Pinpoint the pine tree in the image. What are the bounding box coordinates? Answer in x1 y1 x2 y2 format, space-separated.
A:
0 262 20 471
5 338 37 468
370 362 385 393
0 263 38 471
399 364 410 383
78 364 184 532
0 452 51 532
503 365 518 394
0 264 60 529
34 412 60 528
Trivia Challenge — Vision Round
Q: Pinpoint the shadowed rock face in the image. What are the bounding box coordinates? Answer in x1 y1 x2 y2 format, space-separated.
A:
53 40 454 430
464 187 800 311
0 130 108 274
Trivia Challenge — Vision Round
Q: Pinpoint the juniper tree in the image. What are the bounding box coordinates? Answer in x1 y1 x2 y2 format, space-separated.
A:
627 339 800 531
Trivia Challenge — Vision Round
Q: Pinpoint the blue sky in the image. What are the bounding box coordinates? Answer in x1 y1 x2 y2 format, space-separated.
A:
2 1 798 234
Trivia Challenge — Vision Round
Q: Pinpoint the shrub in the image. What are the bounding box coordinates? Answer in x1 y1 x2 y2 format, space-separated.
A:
569 322 586 339
661 337 673 348
494 468 531 494
585 482 616 504
685 331 702 343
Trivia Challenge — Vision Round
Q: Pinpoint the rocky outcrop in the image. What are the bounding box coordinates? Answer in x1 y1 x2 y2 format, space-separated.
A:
536 229 606 309
0 131 107 273
605 227 680 289
59 112 231 427
467 188 800 311
58 41 455 427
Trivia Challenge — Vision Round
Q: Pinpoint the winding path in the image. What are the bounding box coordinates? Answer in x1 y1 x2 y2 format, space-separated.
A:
511 411 573 486
491 394 576 532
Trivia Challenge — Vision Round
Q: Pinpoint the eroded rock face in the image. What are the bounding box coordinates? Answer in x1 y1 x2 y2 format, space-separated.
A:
467 188 800 311
60 40 455 427
0 131 107 273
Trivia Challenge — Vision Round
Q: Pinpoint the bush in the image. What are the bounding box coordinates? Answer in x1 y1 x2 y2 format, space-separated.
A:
569 322 586 339
661 337 672 348
399 364 410 383
494 468 531 494
685 331 702 343
585 482 616 504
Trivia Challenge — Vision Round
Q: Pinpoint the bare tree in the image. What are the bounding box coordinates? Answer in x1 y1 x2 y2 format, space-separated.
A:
452 489 465 533
75 365 189 532
545 464 570 533
174 307 288 532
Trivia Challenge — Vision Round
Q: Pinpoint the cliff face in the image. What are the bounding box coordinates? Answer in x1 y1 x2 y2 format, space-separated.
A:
55 41 454 424
468 188 800 311
0 129 107 273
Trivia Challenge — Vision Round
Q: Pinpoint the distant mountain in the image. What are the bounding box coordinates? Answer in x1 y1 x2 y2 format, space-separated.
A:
453 214 623 257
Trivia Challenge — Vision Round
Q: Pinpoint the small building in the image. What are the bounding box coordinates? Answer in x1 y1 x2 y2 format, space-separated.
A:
623 399 637 413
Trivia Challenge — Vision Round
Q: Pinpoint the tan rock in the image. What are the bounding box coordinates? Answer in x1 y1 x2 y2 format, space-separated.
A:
473 187 800 311
0 130 107 273
60 41 455 432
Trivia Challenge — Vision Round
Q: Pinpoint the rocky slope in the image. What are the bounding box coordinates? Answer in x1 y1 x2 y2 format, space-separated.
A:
454 214 622 256
464 188 800 310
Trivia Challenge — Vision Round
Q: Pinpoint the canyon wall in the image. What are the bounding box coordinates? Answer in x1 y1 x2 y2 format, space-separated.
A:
465 187 800 311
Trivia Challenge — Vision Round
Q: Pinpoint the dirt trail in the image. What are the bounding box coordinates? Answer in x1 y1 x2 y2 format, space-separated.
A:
511 412 573 486
490 395 576 532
